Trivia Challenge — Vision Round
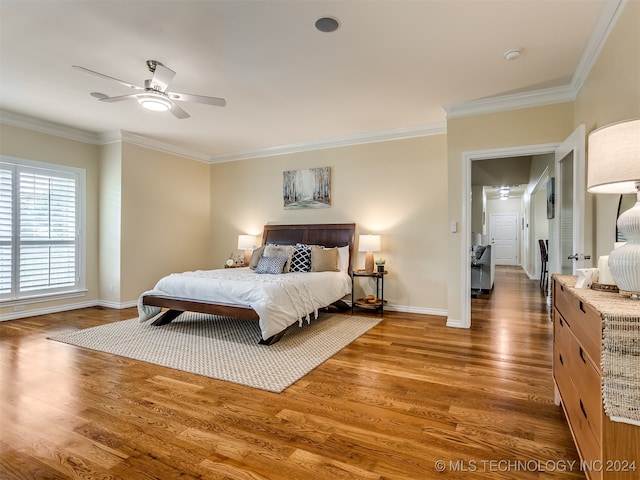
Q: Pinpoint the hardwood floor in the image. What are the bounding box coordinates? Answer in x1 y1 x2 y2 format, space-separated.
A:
0 267 584 479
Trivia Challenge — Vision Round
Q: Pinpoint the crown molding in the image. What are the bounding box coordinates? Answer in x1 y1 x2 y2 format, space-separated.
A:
571 0 626 94
209 122 447 163
444 85 576 120
445 0 625 120
0 110 100 144
1 109 443 164
100 130 211 163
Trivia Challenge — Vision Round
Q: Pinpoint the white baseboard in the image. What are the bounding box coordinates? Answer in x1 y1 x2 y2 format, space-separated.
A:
3 299 446 322
445 318 468 328
344 300 447 318
97 299 137 309
1 300 99 321
1 299 138 321
383 304 448 317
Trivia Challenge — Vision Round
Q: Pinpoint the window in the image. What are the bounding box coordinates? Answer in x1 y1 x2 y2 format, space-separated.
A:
1 157 85 302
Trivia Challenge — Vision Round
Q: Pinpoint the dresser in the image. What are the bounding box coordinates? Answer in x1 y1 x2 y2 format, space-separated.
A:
552 275 640 480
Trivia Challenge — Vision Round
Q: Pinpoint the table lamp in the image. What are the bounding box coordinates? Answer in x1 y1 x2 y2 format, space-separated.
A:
587 118 640 299
237 234 256 266
358 234 381 273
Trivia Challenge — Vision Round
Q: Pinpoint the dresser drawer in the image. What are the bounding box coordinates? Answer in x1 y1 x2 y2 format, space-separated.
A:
554 310 572 371
569 299 602 370
554 280 575 322
569 334 603 441
554 281 602 368
561 382 602 480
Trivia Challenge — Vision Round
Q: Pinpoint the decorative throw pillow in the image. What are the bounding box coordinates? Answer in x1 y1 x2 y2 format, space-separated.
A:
310 246 339 272
290 243 312 272
473 245 486 259
254 255 288 274
264 244 295 272
249 245 266 270
337 245 350 273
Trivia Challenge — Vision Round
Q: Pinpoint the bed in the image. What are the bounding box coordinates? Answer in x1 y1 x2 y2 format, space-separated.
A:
138 223 356 345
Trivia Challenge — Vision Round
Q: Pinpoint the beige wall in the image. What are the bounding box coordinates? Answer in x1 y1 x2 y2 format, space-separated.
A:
98 142 122 304
119 143 212 302
210 135 449 315
446 103 575 324
0 124 100 316
574 0 640 259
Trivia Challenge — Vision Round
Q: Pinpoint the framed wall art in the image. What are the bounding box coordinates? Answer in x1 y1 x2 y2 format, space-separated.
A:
283 166 331 209
547 177 555 219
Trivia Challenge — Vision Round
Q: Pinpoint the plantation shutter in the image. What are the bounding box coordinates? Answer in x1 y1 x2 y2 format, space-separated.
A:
0 166 12 295
19 168 77 292
0 160 82 301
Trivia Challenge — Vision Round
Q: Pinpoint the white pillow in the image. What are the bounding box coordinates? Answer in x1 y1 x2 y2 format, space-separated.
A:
337 245 350 273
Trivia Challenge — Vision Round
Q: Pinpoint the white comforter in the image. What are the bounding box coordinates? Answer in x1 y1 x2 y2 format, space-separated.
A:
138 268 351 340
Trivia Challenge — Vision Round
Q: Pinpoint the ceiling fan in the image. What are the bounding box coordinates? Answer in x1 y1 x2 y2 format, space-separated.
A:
72 60 226 119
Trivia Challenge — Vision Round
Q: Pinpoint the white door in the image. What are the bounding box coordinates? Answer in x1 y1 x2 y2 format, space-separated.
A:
554 125 590 275
490 213 518 265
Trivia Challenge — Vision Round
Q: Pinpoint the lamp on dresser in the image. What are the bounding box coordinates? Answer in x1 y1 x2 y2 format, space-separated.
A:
587 118 640 299
358 234 381 273
237 234 256 266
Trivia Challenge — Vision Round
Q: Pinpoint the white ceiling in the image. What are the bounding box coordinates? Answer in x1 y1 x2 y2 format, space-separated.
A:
0 0 615 162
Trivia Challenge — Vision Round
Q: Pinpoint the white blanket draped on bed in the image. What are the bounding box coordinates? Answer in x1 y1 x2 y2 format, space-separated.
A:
138 268 351 340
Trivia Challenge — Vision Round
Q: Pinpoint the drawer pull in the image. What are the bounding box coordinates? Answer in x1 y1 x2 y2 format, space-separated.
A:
559 317 563 327
579 301 585 313
580 399 588 420
579 347 587 364
560 284 564 291
559 354 564 366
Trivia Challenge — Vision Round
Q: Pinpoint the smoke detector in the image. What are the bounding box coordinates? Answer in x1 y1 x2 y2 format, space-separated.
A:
504 49 521 61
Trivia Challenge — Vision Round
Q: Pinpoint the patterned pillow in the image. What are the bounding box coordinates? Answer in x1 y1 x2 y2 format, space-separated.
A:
254 255 288 274
290 243 312 272
263 244 295 273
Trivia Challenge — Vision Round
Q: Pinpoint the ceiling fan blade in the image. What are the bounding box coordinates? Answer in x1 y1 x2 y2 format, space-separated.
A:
99 93 140 103
169 102 190 119
72 65 143 90
167 91 226 107
150 64 176 92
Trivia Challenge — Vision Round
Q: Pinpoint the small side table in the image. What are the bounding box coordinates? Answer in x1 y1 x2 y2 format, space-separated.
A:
351 270 387 315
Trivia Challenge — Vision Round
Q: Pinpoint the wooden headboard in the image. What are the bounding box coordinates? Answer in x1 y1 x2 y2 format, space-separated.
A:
262 223 356 273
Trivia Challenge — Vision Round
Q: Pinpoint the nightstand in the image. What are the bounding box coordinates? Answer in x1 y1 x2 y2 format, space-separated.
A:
351 270 387 315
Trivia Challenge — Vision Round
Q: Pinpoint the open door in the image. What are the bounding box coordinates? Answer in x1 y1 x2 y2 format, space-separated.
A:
553 125 591 282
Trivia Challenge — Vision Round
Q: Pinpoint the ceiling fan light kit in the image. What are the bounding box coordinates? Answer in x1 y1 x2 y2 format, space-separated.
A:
137 92 172 112
73 60 226 119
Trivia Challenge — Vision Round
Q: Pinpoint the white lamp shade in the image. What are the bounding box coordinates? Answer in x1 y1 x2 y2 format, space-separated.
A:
587 119 640 194
358 234 381 252
237 234 256 250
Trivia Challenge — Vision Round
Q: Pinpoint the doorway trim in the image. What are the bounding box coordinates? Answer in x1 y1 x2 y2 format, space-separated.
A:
459 143 560 328
526 165 550 279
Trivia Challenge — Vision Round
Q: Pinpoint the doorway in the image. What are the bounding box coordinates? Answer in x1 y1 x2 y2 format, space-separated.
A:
461 144 560 329
461 126 589 328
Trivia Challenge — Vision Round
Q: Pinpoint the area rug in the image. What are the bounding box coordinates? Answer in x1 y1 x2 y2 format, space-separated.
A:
48 312 381 393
